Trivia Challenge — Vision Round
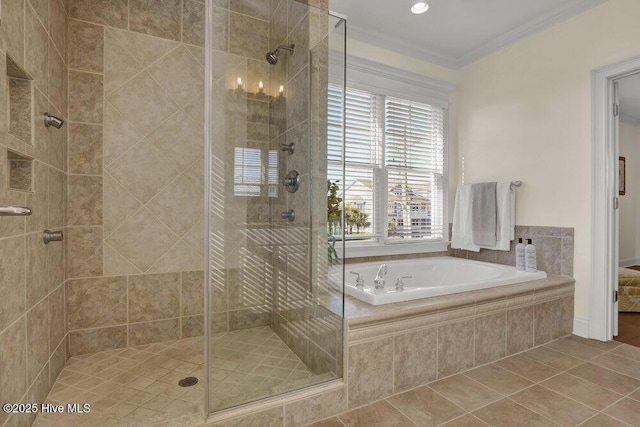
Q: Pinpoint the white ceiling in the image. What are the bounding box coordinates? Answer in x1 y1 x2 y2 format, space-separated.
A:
329 0 605 69
618 74 640 124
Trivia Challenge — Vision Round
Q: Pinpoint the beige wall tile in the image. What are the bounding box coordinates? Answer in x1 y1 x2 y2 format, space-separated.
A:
286 65 309 130
129 273 180 322
49 338 67 383
231 0 269 20
438 319 474 378
147 176 202 237
147 46 204 108
68 175 103 226
394 327 437 392
107 72 179 136
182 315 203 338
48 41 68 116
104 208 178 272
229 306 271 330
25 165 48 232
0 236 26 331
48 163 66 228
68 0 128 28
183 0 205 46
102 174 141 236
67 276 127 329
25 3 49 95
103 104 143 166
69 71 103 123
47 232 65 291
0 318 26 425
475 312 506 365
0 0 26 65
66 226 103 278
68 19 104 73
69 325 127 356
103 243 142 276
129 318 180 346
26 298 49 383
209 6 228 52
49 0 67 57
8 79 32 145
26 232 48 308
49 284 66 351
27 361 50 425
229 12 269 60
182 271 204 316
68 123 102 174
129 0 182 41
347 338 393 408
147 111 204 170
28 0 49 28
507 306 533 355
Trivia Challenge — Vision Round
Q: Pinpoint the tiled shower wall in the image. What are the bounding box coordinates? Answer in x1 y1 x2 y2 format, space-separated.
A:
0 0 68 425
65 0 206 355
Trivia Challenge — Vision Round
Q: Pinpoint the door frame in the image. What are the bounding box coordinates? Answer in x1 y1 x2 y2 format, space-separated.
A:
591 55 640 341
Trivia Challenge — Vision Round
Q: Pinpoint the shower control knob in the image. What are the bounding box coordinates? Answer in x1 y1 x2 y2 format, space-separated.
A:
283 170 300 193
281 143 295 154
281 209 295 222
43 230 64 244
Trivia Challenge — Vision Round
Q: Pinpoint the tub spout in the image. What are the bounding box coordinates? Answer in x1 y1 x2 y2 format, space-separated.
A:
374 264 388 290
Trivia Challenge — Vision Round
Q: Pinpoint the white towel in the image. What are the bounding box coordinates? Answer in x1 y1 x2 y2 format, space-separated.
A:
451 185 481 252
478 181 515 251
471 182 497 246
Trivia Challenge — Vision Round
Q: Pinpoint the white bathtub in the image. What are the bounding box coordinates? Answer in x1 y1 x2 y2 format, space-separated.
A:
332 256 547 305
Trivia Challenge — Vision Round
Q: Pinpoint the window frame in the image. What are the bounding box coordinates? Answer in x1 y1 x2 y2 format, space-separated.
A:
328 55 454 259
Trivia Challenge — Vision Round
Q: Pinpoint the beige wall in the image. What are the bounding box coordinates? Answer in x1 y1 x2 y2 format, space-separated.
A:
457 0 640 323
344 0 640 326
618 120 640 263
0 0 68 425
65 0 206 355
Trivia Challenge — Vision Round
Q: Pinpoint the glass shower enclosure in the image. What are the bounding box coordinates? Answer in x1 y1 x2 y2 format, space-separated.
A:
204 0 346 413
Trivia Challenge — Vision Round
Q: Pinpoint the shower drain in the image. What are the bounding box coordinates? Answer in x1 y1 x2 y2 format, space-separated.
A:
178 377 199 387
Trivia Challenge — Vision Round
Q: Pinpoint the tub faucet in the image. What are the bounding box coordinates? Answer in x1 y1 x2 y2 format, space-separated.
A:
374 264 388 290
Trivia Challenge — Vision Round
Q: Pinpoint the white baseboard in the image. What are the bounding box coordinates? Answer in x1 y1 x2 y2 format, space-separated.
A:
573 317 589 338
619 258 640 267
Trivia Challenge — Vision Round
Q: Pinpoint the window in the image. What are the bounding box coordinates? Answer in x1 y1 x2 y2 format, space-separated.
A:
328 86 446 251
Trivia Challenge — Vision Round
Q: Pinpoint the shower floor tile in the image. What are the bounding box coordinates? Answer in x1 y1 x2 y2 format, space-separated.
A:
33 326 321 426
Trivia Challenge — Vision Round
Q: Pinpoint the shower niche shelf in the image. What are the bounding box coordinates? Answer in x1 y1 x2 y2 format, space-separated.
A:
6 55 34 146
7 150 34 192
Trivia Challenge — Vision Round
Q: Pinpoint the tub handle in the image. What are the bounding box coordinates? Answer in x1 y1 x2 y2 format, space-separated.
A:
395 276 412 291
349 271 364 289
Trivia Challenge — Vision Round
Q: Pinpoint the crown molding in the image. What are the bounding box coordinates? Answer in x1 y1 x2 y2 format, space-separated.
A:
329 52 455 107
346 0 606 70
459 0 606 67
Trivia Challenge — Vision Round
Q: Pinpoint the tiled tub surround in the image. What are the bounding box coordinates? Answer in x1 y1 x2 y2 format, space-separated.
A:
0 0 69 426
449 225 574 277
201 276 575 426
65 0 206 351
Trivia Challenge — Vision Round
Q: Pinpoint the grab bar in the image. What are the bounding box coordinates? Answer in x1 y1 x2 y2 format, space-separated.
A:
0 206 32 216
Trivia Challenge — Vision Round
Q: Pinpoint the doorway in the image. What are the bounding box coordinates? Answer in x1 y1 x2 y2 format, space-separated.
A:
614 73 640 347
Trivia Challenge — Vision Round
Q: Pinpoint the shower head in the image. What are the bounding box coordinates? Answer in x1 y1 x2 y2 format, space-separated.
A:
44 113 64 129
265 44 295 65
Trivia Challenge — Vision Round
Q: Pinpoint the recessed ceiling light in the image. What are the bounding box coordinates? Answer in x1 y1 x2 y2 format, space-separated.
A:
411 2 429 14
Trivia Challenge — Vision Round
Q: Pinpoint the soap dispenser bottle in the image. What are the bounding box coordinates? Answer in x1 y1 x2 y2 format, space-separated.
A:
525 238 537 272
515 238 525 271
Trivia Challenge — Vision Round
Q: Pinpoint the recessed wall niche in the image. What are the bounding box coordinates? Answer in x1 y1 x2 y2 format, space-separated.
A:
6 55 34 145
7 150 33 192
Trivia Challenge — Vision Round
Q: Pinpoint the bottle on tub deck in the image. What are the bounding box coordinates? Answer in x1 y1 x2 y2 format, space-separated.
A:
525 238 537 272
515 238 526 271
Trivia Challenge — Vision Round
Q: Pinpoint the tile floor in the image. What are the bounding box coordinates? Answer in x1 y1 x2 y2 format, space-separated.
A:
308 336 640 427
33 326 317 426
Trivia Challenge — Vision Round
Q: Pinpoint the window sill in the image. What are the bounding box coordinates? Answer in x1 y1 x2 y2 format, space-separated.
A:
336 241 449 259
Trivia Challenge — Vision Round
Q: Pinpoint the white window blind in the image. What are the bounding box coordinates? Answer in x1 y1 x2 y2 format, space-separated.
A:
328 86 446 245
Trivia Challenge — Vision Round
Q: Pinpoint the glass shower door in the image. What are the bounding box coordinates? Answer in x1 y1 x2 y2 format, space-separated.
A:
204 0 346 413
